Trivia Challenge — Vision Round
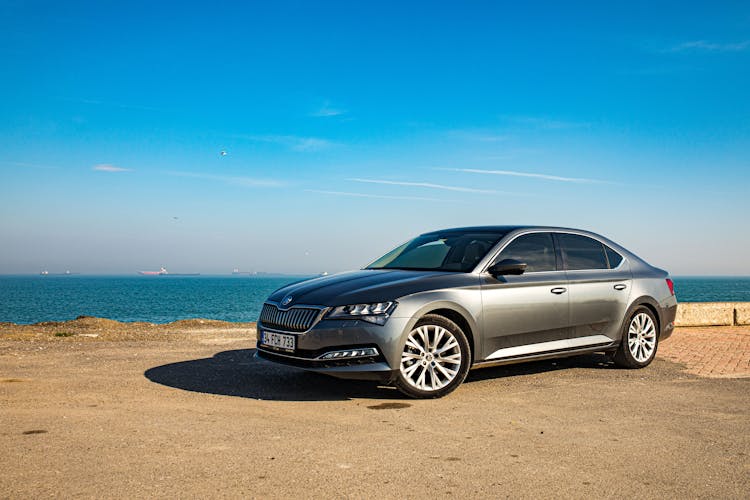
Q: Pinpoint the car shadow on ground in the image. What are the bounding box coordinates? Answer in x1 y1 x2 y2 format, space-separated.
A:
466 352 616 382
144 348 619 402
144 349 399 402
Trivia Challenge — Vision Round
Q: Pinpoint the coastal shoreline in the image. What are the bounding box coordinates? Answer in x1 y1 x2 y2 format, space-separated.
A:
0 316 256 342
1 301 749 340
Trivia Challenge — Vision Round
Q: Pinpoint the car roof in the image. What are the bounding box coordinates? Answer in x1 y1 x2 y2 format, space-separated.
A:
419 225 660 273
422 225 577 235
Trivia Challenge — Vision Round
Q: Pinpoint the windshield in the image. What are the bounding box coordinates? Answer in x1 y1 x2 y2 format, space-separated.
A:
367 231 506 272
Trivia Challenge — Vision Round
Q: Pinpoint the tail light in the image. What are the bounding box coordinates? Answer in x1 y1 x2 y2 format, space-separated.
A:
666 278 675 296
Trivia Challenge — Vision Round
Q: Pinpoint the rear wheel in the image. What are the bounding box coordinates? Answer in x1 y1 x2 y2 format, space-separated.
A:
394 314 471 399
614 307 659 368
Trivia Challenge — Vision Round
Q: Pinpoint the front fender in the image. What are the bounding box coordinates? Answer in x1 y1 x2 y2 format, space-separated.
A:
393 290 482 359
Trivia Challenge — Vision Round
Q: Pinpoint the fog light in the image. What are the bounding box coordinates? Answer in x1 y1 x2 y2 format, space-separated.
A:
319 347 379 360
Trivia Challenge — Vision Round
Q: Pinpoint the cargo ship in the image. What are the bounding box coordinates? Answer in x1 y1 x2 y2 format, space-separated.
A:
138 267 168 276
137 267 200 276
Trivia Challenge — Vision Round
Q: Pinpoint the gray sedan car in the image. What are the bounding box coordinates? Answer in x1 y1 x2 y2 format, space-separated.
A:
256 226 677 398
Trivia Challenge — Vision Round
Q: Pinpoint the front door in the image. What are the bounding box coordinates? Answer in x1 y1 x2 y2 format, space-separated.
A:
479 232 571 361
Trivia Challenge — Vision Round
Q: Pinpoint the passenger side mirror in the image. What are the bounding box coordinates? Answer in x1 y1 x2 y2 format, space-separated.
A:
487 258 527 276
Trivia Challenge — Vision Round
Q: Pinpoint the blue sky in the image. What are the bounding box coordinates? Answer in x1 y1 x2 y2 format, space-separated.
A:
1 1 748 275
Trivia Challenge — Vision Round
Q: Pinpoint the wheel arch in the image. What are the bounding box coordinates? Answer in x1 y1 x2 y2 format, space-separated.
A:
621 296 662 339
424 308 476 363
404 301 479 363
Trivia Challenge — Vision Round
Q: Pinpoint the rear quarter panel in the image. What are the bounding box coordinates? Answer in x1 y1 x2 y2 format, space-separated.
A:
625 269 678 339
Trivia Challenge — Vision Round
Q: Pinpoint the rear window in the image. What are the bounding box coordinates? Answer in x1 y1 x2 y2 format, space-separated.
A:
605 246 623 269
558 234 609 270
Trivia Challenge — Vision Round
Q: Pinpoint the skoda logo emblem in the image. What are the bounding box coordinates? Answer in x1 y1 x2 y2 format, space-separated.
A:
282 295 293 306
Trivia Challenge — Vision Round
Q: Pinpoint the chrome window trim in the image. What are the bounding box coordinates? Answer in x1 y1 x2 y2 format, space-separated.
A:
477 229 627 275
555 232 627 273
477 229 560 275
603 246 625 271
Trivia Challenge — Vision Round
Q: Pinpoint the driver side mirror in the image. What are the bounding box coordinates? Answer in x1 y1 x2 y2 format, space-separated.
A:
487 258 527 276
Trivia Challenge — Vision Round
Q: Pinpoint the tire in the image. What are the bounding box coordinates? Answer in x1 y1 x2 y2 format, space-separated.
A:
613 306 659 368
394 314 471 399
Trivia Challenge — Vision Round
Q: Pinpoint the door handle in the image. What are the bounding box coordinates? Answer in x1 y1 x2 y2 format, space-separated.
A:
614 284 627 291
550 287 567 295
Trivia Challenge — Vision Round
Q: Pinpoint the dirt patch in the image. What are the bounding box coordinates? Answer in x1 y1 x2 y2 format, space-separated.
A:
169 319 238 328
0 317 256 342
367 402 412 410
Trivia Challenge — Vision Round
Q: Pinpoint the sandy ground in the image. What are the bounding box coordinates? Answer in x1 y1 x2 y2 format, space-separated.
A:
1 320 748 498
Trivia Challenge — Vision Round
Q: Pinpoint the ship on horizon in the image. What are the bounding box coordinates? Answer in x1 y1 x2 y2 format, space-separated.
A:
231 268 285 276
40 270 78 276
138 267 200 276
138 267 168 276
232 268 255 275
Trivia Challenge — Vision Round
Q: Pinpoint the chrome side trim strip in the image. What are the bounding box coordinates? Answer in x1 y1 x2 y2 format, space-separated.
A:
475 228 628 275
485 334 614 361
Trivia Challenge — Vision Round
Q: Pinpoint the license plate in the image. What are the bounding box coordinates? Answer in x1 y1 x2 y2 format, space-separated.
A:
260 331 296 352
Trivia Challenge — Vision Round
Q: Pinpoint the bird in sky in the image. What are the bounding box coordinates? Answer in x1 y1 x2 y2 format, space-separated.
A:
219 150 228 157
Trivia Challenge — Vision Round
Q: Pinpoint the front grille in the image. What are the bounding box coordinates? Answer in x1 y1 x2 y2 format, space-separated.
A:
259 303 321 332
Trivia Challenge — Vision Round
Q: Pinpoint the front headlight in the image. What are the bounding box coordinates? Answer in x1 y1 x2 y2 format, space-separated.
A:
326 301 396 325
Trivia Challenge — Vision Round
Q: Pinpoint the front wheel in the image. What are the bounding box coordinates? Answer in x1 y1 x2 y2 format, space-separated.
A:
394 314 471 399
614 307 659 368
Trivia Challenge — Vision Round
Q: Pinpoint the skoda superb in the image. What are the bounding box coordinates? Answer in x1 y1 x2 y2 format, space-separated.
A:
256 226 677 398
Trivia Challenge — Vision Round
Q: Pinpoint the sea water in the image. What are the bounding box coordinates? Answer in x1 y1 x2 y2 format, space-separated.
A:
0 275 748 324
0 275 305 324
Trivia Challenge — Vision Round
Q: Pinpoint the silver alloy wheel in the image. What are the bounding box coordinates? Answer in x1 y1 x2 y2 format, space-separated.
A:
400 324 462 391
627 312 657 362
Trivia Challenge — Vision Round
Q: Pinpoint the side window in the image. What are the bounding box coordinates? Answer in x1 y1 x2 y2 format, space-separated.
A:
497 233 557 272
559 234 608 270
605 245 623 269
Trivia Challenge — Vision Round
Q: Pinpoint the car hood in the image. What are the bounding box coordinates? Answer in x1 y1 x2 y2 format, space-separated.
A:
266 269 476 307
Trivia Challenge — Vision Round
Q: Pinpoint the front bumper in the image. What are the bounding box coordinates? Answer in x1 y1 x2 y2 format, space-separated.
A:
255 317 410 381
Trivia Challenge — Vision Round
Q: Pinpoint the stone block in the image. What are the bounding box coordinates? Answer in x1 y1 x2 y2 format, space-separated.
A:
675 303 734 327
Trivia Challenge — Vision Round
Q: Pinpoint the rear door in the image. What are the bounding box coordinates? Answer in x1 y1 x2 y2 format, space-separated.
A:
556 233 632 343
479 232 571 361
